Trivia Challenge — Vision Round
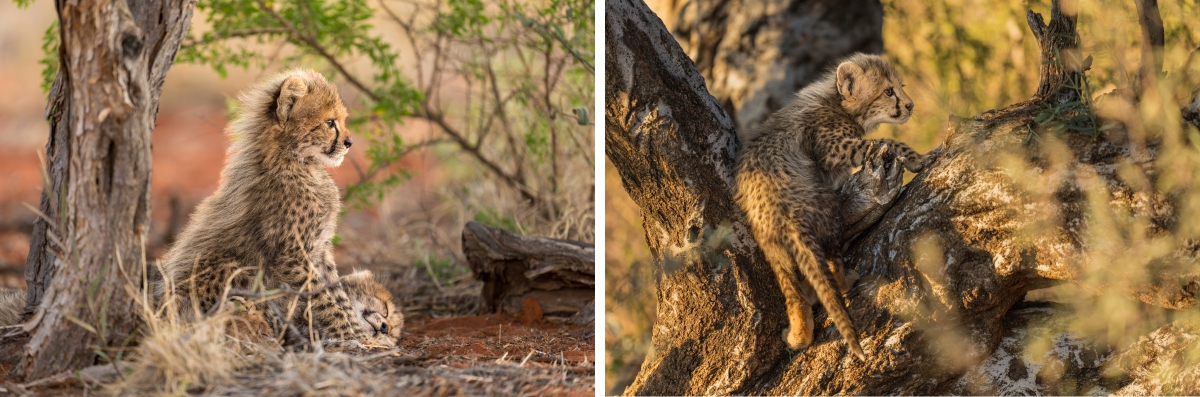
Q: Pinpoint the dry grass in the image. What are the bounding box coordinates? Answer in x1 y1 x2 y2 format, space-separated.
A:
2 265 593 396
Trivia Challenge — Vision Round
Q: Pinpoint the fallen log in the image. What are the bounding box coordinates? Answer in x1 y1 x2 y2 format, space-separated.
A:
461 222 595 320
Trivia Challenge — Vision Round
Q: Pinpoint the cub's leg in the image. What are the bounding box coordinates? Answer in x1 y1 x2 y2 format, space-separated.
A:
868 138 929 172
759 240 815 349
820 134 930 174
827 258 849 295
275 259 364 343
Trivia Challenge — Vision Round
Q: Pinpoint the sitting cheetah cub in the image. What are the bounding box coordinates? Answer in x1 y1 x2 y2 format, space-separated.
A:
158 69 364 344
735 53 931 360
340 270 404 347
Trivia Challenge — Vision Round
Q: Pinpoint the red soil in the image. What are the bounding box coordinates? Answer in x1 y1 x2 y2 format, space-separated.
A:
402 313 595 367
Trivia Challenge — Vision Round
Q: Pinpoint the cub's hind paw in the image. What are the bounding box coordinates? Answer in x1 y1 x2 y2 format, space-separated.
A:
783 326 812 351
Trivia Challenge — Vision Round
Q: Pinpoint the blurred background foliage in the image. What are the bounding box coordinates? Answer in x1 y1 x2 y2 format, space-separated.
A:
3 0 592 322
180 0 594 242
190 1 594 312
34 0 594 227
606 0 1200 392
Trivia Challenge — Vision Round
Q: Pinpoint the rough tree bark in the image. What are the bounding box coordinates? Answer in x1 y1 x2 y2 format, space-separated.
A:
15 0 195 381
607 0 1200 394
462 221 595 317
649 0 883 139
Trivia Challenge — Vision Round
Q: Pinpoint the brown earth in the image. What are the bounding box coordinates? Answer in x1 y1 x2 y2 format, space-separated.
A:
403 313 594 366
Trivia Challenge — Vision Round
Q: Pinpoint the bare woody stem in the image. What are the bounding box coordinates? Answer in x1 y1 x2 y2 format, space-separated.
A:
254 0 544 208
1026 0 1084 102
1134 0 1164 96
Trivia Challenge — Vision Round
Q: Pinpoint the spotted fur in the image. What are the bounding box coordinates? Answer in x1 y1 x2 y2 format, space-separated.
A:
735 53 929 360
158 69 362 343
0 288 23 326
341 270 404 347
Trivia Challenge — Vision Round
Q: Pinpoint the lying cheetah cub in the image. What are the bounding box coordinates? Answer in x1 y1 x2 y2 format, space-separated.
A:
158 69 364 344
341 270 404 347
223 270 403 347
735 53 931 360
5 274 403 348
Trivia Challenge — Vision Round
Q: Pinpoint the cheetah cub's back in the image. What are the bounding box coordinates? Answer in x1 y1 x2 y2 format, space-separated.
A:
735 53 929 360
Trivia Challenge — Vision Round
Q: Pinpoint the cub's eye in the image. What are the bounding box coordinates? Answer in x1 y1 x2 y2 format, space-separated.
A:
325 119 336 128
884 88 895 97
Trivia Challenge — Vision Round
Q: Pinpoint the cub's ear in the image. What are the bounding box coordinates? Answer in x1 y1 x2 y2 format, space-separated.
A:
276 76 308 122
341 270 374 285
836 61 866 102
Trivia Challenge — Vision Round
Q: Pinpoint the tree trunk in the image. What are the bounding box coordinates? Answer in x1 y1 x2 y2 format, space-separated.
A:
606 0 1200 394
658 0 884 138
17 0 195 381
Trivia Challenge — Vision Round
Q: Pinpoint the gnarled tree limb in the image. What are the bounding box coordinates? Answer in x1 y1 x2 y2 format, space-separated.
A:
462 222 594 317
607 0 1198 394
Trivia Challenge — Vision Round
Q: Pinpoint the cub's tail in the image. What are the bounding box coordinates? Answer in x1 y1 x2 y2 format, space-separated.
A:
784 224 866 361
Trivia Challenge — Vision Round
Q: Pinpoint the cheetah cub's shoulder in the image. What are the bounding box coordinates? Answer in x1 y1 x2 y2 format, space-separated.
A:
735 53 930 361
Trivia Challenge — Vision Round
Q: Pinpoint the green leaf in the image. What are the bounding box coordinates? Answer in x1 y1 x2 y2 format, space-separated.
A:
39 21 58 93
1034 112 1052 124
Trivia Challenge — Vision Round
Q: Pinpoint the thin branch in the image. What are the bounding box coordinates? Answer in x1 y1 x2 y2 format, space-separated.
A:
483 42 525 182
349 156 368 181
379 0 426 90
264 299 312 349
258 0 542 207
180 27 289 49
255 0 380 102
527 21 594 75
424 108 542 205
342 138 451 201
1134 0 1164 97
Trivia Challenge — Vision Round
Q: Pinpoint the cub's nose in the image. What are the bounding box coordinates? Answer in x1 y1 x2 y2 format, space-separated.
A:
905 102 914 111
380 322 389 334
343 137 353 149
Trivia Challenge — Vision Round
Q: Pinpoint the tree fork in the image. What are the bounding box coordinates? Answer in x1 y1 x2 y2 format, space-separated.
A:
607 0 1198 394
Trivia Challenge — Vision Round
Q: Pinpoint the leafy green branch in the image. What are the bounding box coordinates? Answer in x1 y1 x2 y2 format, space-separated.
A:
31 0 594 237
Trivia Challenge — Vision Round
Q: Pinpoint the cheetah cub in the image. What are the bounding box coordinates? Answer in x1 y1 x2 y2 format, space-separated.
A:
735 53 930 360
341 270 404 347
158 69 364 344
222 271 403 347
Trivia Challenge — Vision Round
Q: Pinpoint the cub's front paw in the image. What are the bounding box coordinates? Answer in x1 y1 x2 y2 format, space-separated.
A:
906 144 946 173
363 334 398 348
